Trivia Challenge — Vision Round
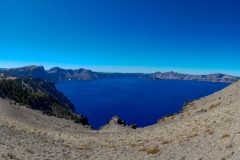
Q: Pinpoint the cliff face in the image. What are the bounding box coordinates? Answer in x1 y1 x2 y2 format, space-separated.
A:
150 71 239 83
1 65 239 83
4 65 46 79
46 67 97 81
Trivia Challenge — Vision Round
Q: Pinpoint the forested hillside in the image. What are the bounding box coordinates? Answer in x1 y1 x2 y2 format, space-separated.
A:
0 78 89 126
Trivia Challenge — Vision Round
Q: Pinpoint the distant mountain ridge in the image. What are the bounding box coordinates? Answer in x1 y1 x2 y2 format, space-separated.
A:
0 65 239 83
149 71 239 83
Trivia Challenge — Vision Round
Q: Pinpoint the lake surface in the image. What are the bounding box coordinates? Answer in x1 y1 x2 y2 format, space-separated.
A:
56 79 229 129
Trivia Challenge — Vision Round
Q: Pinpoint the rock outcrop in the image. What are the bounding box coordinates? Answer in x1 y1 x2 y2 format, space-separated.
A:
108 116 126 126
99 116 137 130
129 123 137 129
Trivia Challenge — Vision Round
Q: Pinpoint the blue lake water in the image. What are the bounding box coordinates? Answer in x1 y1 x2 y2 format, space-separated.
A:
56 79 229 129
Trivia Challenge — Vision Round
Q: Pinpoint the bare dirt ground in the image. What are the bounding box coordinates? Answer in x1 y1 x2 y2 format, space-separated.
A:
0 80 240 160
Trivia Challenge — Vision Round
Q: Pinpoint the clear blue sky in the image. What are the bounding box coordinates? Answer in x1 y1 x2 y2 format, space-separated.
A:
0 0 239 75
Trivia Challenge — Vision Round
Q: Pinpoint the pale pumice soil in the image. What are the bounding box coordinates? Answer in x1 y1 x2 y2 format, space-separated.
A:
0 80 240 160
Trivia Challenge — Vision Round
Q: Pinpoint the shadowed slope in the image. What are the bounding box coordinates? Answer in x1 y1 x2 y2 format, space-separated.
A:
0 77 90 126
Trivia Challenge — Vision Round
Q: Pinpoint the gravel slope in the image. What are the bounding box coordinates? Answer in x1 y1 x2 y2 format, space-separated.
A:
0 80 240 160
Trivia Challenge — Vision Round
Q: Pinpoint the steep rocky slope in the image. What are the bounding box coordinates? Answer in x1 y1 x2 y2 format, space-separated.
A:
0 79 240 159
0 77 89 126
1 65 239 83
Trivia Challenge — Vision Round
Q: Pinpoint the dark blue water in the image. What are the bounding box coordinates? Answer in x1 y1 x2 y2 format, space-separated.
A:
56 79 229 129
